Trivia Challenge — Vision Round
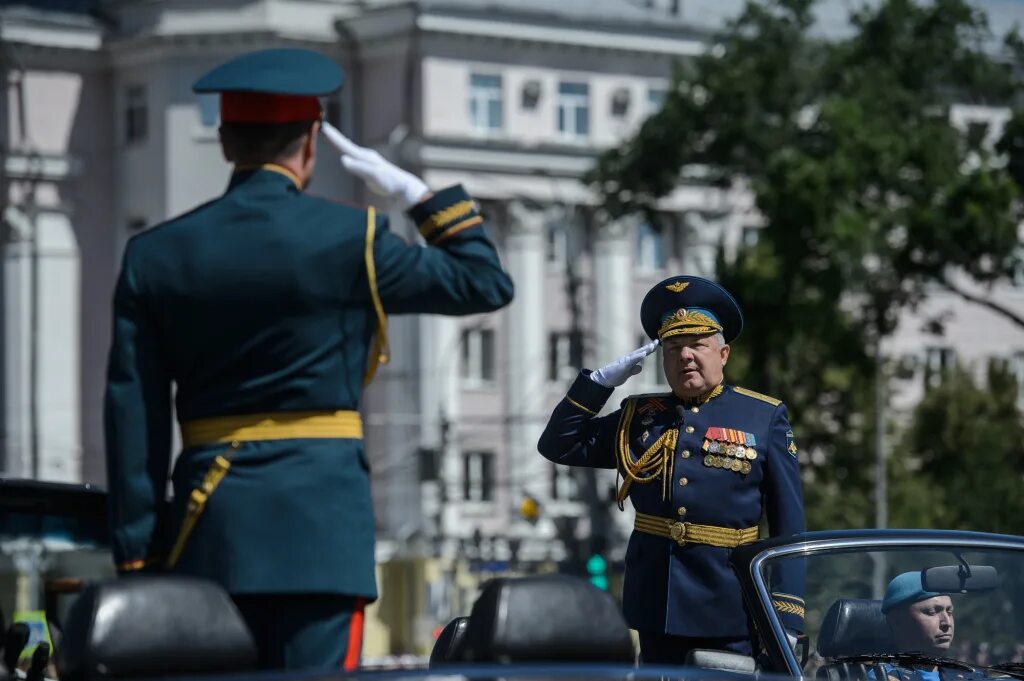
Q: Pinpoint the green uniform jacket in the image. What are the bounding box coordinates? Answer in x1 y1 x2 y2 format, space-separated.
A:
104 167 514 598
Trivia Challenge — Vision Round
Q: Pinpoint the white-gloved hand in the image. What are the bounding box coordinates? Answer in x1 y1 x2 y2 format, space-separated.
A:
321 121 430 210
589 340 660 388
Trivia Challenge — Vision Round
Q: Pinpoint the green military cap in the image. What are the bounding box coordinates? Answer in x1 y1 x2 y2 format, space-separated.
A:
193 48 343 123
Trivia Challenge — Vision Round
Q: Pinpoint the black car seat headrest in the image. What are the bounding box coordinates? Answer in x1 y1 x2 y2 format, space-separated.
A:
461 574 635 663
429 616 470 667
58 576 257 680
818 598 896 658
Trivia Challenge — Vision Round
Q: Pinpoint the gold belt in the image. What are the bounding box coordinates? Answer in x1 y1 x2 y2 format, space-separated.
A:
634 512 759 548
180 409 363 448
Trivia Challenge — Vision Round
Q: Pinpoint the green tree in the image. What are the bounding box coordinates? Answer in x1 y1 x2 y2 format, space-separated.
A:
892 362 1024 532
589 0 1024 529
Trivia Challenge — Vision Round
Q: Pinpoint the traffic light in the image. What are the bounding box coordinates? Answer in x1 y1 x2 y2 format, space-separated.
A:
586 553 609 591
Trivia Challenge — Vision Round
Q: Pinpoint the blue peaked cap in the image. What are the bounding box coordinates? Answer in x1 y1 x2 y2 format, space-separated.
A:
640 275 744 343
882 572 941 614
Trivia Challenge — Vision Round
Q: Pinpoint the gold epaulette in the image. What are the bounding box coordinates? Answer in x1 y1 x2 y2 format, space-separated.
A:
733 386 782 406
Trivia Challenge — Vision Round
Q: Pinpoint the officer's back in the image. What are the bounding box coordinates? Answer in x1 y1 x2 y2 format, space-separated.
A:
104 47 513 671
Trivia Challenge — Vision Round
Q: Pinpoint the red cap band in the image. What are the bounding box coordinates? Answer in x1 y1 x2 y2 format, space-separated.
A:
220 92 322 123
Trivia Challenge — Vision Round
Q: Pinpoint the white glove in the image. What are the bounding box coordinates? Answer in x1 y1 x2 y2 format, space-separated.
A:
321 122 429 210
590 340 659 388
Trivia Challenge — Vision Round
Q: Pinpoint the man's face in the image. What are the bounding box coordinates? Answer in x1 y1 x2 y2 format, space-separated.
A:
888 595 955 655
661 333 730 398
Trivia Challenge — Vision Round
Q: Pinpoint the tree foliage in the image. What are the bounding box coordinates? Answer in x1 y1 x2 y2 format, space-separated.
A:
589 0 1024 529
892 362 1024 533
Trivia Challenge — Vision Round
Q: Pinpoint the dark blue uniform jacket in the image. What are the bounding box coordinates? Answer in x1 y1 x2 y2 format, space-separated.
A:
538 372 805 638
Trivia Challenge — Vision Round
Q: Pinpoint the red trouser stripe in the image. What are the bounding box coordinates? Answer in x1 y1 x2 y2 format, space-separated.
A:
343 598 366 671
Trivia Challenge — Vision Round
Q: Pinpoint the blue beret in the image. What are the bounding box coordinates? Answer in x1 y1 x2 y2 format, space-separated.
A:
193 48 343 95
640 275 744 343
882 572 941 613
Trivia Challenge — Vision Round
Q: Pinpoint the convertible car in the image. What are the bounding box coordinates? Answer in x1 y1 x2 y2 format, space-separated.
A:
3 478 1024 681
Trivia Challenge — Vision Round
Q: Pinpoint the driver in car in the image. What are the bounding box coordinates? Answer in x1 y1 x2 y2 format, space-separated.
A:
879 572 957 681
883 572 955 657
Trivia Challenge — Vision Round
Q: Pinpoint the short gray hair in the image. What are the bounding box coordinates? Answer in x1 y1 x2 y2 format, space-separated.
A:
713 332 726 347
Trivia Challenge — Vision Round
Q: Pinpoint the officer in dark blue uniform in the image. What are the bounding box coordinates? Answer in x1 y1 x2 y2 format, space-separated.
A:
104 48 514 671
538 275 804 664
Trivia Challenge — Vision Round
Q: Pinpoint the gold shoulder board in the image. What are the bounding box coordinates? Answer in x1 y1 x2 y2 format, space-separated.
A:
733 386 782 406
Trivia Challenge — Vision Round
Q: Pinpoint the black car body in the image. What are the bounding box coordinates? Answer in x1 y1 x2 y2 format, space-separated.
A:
4 479 1024 681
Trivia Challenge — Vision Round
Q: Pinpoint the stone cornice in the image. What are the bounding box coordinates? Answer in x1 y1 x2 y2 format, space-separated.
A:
2 153 79 183
347 3 707 57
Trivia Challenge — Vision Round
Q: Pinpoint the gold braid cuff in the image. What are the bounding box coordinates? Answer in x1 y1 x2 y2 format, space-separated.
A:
773 600 806 618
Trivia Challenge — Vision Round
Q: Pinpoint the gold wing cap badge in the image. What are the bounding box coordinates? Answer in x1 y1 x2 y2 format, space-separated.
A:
666 282 689 293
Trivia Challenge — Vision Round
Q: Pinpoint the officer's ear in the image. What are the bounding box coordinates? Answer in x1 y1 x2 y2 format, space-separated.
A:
299 121 319 182
304 122 320 161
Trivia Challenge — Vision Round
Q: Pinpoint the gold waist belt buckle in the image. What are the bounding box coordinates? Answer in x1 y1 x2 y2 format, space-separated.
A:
180 409 363 448
634 512 759 548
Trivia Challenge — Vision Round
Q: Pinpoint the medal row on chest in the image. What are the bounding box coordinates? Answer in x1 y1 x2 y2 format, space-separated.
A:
704 453 753 474
701 430 758 476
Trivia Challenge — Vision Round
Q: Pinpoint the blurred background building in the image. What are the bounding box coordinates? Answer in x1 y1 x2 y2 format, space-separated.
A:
3 0 1024 658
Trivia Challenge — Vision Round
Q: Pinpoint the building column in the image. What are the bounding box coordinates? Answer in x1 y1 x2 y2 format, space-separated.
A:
593 217 635 553
2 207 81 481
424 314 461 551
504 201 548 550
593 218 633 381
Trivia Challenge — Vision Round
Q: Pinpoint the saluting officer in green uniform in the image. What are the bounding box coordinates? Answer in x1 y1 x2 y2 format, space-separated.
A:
104 48 514 671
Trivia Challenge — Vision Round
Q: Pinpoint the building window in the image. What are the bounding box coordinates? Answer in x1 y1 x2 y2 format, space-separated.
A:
326 93 342 127
1012 246 1024 287
461 328 495 385
557 81 589 138
741 226 760 248
463 450 495 501
550 464 578 501
610 87 631 118
923 346 954 389
546 222 569 266
197 93 219 128
636 222 666 272
125 85 147 144
469 73 503 133
647 87 667 114
637 333 669 388
1010 352 1024 404
548 332 582 383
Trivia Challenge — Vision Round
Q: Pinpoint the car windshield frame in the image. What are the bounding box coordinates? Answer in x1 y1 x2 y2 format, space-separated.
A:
737 531 1024 676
